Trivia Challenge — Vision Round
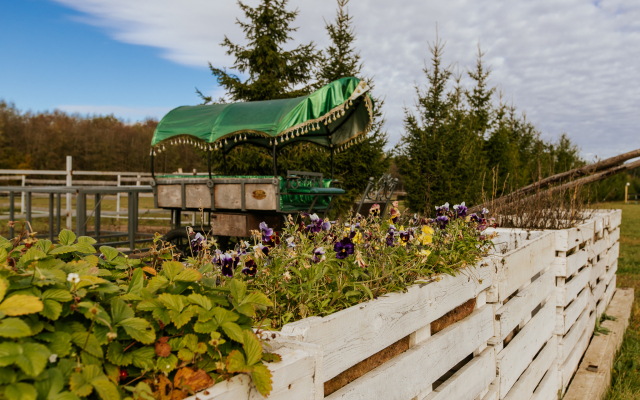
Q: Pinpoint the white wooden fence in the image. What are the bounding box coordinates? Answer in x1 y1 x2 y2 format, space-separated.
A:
189 210 622 400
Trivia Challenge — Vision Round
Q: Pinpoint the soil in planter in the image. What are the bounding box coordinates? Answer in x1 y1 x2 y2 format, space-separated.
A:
324 335 411 396
431 298 476 334
323 298 477 396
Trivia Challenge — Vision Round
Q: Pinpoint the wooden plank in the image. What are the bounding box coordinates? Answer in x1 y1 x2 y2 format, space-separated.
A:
558 265 591 307
553 220 595 251
593 215 604 237
210 214 248 237
263 376 315 400
590 238 608 260
561 311 596 392
563 288 633 400
245 183 277 211
281 266 492 380
495 232 555 302
495 269 555 341
529 366 559 400
593 278 608 307
610 210 622 230
423 347 495 400
608 228 620 249
157 184 182 208
607 242 620 267
188 349 316 400
590 257 607 288
559 307 592 365
214 184 242 209
481 383 499 400
552 247 589 278
497 297 556 398
185 184 211 208
604 260 618 286
557 287 589 335
503 335 557 400
325 305 494 400
604 275 617 309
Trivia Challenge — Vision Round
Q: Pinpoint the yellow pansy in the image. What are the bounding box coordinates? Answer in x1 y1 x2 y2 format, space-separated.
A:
418 225 434 245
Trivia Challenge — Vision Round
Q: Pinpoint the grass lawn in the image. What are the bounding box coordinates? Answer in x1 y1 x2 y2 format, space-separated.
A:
596 202 640 399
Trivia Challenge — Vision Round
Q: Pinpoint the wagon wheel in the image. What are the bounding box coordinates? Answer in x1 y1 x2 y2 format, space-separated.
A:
162 228 192 259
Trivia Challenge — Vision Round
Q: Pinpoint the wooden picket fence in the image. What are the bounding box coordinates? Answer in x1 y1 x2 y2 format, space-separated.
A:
187 210 622 400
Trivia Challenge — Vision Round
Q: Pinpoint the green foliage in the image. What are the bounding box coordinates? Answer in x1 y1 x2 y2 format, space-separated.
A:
199 0 318 103
396 39 585 215
0 229 278 399
186 204 495 329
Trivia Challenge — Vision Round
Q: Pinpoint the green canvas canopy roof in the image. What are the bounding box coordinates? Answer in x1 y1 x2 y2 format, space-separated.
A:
150 77 374 154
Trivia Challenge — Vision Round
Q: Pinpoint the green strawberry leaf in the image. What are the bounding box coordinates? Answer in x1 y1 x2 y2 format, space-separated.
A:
118 318 155 344
0 318 33 338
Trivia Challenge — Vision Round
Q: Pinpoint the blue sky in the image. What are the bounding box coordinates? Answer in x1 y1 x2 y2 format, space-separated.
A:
0 0 211 121
2 0 640 158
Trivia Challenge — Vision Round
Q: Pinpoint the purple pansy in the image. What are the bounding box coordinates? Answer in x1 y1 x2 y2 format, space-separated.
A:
453 202 467 218
242 259 257 276
334 237 354 259
436 215 449 229
435 202 449 217
190 232 205 252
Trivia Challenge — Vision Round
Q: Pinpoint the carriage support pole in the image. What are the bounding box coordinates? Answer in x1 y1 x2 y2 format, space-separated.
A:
272 142 278 176
223 151 228 175
331 147 334 180
207 149 212 179
150 152 155 179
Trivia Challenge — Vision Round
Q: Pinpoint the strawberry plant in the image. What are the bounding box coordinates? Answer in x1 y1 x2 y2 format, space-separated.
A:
0 226 277 400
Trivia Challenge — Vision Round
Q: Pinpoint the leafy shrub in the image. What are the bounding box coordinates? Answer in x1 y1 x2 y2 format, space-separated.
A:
0 225 277 400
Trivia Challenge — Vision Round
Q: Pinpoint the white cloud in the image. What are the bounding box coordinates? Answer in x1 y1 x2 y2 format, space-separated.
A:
53 0 640 158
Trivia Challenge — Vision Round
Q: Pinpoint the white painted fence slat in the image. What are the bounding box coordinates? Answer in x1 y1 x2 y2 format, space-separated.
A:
558 287 589 335
423 347 495 400
529 366 560 400
607 242 620 267
496 232 555 302
558 265 591 307
592 277 608 304
503 335 557 400
591 258 607 288
560 311 596 392
495 269 555 341
558 306 590 364
325 305 494 400
281 266 492 380
608 228 620 248
497 297 556 398
590 238 608 260
553 248 589 278
553 220 595 251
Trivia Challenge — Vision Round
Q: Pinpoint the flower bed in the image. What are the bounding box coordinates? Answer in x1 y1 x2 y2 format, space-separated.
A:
0 209 622 400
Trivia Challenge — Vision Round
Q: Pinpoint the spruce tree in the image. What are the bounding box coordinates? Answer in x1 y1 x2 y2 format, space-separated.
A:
316 0 390 211
397 37 453 214
201 0 319 102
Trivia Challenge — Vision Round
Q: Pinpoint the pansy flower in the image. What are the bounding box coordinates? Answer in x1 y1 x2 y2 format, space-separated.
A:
453 202 467 218
312 247 326 263
190 232 205 252
370 203 380 217
435 202 449 217
418 225 434 245
242 258 257 276
334 237 355 259
436 215 449 229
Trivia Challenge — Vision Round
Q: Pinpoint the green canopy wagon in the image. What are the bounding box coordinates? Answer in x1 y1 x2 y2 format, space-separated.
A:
149 77 376 248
